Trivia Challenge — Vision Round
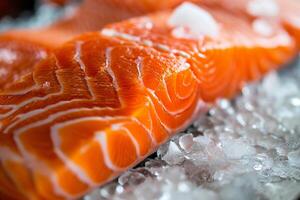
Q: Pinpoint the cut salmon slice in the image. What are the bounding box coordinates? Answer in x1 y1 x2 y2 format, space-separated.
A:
197 0 300 48
0 0 181 91
0 3 296 200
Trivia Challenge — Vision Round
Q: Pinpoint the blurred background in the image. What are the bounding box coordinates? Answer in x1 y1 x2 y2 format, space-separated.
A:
0 0 36 19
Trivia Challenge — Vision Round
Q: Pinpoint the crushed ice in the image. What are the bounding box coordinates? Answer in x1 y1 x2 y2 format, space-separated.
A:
85 61 300 200
168 2 219 39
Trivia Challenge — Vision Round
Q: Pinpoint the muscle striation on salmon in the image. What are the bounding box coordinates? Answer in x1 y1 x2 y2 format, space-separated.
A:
0 0 181 91
0 3 297 200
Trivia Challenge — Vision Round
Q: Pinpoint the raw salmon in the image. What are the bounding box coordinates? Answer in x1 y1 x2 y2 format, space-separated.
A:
0 0 181 91
197 0 300 48
46 0 70 6
0 3 296 200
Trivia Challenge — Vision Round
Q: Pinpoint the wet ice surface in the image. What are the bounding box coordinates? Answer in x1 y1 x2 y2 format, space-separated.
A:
85 59 300 200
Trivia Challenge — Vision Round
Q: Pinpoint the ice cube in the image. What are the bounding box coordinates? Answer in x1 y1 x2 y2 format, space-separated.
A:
179 134 194 153
162 142 185 165
118 171 146 187
288 149 300 167
221 139 256 159
168 2 219 39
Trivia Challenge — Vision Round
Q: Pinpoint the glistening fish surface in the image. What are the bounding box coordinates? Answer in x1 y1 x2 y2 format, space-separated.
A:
85 60 300 200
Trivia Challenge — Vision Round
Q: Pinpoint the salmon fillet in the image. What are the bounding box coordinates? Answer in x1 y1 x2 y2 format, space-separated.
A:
197 0 300 48
0 3 297 200
0 0 181 91
2 0 300 91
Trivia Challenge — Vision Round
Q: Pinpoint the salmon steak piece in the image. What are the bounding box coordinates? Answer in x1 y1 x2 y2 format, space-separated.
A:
196 0 300 48
0 2 297 200
0 0 182 91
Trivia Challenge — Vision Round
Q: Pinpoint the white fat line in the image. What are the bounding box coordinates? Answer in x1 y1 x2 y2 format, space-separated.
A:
201 67 234 96
101 29 140 43
13 129 76 199
173 99 209 133
13 130 60 174
14 107 116 135
0 105 15 118
135 56 144 84
156 44 171 52
49 103 156 151
132 101 157 146
104 47 123 106
146 96 172 134
37 165 86 199
182 69 194 87
197 52 206 59
162 78 173 103
155 44 192 59
142 40 153 47
177 62 191 73
51 115 154 177
0 147 22 162
175 71 198 100
3 50 117 133
51 116 128 170
148 94 188 133
26 162 88 200
24 164 87 199
2 98 96 134
0 69 65 121
54 149 97 187
111 123 141 158
146 102 154 140
1 61 106 132
175 81 197 101
0 105 15 109
74 41 96 99
100 28 191 59
95 132 125 172
51 125 98 187
1 46 101 123
172 49 191 59
1 85 37 96
50 172 86 200
131 114 157 147
14 116 118 199
185 63 201 84
12 106 103 199
0 92 61 120
191 69 202 83
147 88 207 134
147 88 198 116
